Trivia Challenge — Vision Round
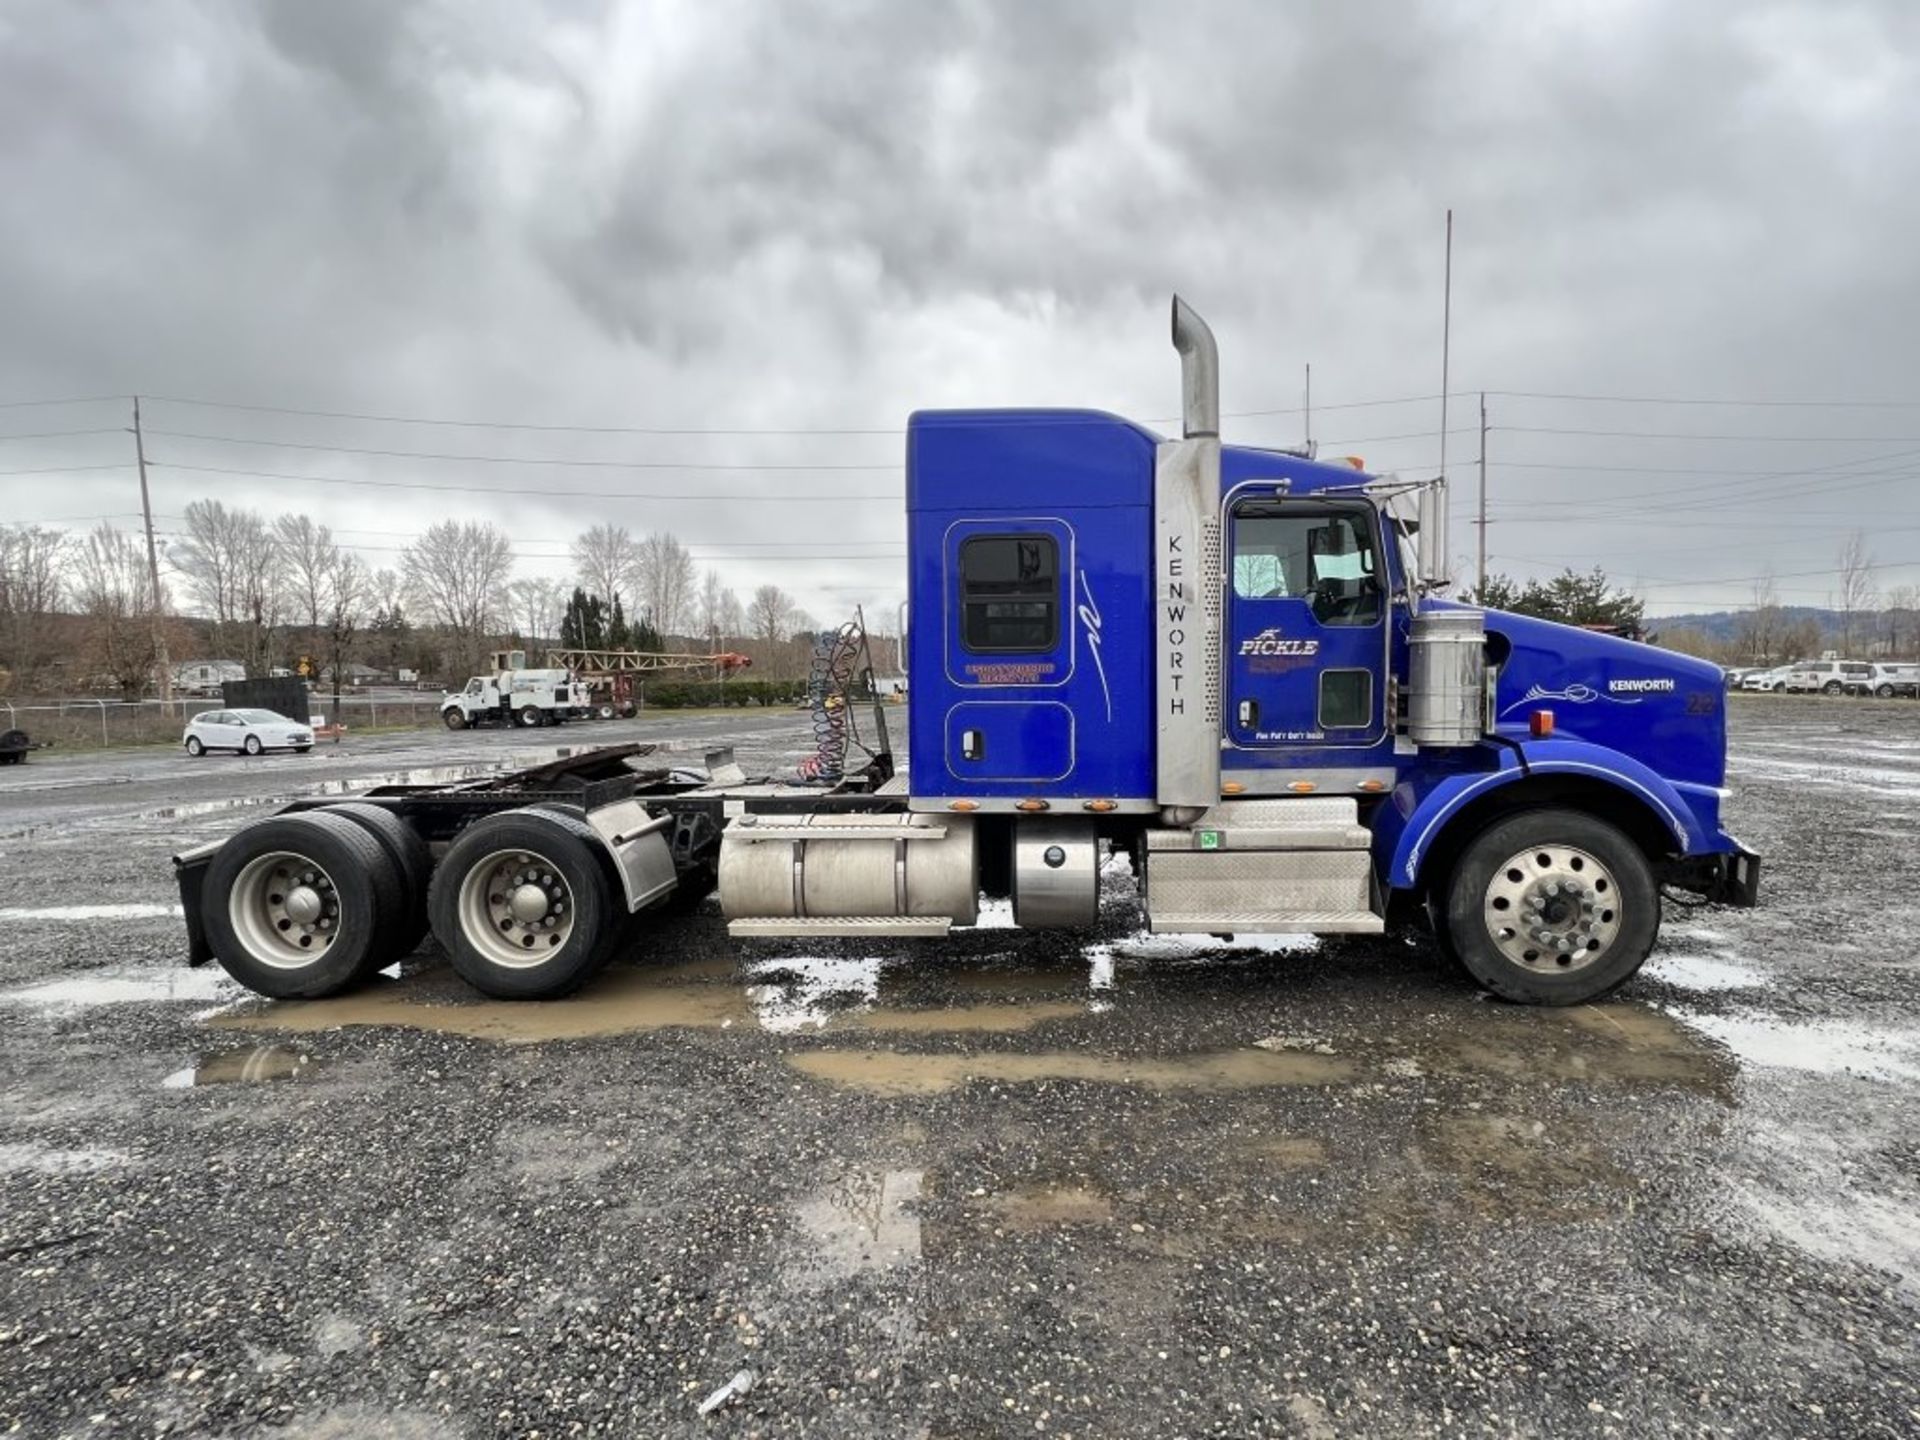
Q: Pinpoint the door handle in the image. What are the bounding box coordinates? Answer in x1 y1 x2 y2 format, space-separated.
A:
1237 699 1258 730
961 728 984 761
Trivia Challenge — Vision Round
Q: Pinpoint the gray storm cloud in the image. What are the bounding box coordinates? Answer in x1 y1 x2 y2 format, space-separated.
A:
1 0 1917 618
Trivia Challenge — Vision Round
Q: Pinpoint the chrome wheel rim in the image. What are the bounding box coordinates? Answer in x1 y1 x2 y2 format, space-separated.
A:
1482 844 1622 973
229 850 341 970
456 848 575 968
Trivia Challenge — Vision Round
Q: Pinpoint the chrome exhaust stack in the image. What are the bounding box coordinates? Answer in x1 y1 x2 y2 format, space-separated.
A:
1154 296 1225 822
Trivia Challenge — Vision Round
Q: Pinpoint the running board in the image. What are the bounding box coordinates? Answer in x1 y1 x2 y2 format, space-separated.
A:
727 916 953 939
1148 910 1384 935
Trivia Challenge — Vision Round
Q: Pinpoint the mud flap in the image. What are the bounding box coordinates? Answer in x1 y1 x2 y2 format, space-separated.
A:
583 799 679 914
1668 846 1761 907
172 841 221 966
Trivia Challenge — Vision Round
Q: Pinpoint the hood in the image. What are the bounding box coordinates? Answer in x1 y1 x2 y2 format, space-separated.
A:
1483 609 1727 787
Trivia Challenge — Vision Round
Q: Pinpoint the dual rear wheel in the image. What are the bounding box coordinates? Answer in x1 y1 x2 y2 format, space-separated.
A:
205 806 630 1001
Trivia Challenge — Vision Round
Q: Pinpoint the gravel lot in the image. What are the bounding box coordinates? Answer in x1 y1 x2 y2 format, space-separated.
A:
0 698 1916 1438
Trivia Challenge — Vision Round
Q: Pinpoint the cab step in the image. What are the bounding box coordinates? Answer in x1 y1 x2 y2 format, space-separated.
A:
1142 798 1383 934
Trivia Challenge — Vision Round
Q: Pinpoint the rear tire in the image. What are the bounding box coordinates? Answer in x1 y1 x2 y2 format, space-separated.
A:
202 812 405 999
1442 808 1658 1006
428 809 616 998
518 706 543 728
1823 680 1843 695
325 802 433 974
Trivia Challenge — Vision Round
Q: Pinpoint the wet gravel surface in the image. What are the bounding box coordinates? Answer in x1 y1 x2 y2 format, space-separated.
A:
0 697 1917 1438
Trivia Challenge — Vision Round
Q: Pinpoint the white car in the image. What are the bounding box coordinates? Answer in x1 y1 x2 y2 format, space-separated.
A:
183 708 314 757
1865 662 1920 698
1739 665 1793 692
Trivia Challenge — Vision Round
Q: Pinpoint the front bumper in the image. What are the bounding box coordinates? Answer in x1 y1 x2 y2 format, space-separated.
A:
1666 845 1761 907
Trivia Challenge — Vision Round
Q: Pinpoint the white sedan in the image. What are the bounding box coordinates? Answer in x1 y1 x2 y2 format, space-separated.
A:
183 708 314 757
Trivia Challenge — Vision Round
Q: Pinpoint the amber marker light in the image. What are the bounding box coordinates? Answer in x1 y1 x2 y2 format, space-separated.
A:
1015 799 1050 812
1221 781 1246 795
1082 800 1118 813
948 799 980 812
1359 779 1386 793
1530 710 1556 739
1288 780 1317 793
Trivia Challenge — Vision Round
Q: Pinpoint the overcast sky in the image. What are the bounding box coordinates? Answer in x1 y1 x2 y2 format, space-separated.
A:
3 0 1917 623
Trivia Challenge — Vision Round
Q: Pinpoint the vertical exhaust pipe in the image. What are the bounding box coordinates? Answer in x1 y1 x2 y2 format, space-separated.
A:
1155 297 1224 821
1171 297 1220 439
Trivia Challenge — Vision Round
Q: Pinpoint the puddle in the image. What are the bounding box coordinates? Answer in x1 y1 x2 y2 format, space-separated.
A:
1418 1004 1730 1094
786 1047 1357 1095
1412 1113 1635 1221
0 966 237 1012
1641 953 1767 992
217 957 1101 1043
1674 1012 1920 1082
163 1045 312 1088
0 902 183 922
790 1168 923 1286
0 1141 129 1176
213 962 754 1043
987 1182 1115 1229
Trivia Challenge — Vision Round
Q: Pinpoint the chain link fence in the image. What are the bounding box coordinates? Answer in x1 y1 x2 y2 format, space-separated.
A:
0 694 451 752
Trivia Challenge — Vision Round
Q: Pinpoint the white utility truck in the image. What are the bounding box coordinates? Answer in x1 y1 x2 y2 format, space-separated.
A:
440 651 589 729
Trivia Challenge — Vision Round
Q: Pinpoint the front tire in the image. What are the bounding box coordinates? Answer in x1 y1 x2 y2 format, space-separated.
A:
428 809 616 998
1442 808 1658 1005
1823 680 1843 695
244 734 263 755
443 708 467 730
185 736 204 757
1877 684 1895 698
202 812 405 998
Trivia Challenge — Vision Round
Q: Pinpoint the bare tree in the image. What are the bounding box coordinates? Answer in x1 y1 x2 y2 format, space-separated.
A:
1733 570 1785 664
717 588 744 647
0 524 69 687
321 552 371 719
1883 584 1920 659
748 584 793 647
572 524 637 609
172 499 282 674
1837 531 1877 654
636 531 696 638
74 524 164 698
403 520 512 675
274 514 337 637
697 570 743 648
508 577 566 645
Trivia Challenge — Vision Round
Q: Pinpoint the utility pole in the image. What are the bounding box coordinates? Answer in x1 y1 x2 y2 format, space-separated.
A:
1303 362 1313 456
133 396 173 710
1477 392 1488 597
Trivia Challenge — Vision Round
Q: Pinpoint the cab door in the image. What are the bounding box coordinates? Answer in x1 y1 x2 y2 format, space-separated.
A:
1225 498 1388 751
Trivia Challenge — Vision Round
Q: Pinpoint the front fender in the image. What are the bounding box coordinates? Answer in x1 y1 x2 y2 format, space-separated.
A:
1378 740 1707 892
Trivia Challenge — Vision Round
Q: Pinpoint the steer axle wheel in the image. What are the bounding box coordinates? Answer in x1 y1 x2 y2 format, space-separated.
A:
1442 808 1658 1005
202 812 407 999
428 809 618 998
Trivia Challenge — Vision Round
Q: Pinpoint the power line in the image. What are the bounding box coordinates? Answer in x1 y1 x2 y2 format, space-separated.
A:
145 429 900 471
0 394 127 410
1491 389 1920 410
0 427 125 443
0 462 134 477
1500 424 1920 443
149 460 897 502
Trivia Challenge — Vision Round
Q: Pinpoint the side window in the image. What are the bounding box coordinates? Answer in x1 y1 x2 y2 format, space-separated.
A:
1232 507 1380 625
959 535 1058 652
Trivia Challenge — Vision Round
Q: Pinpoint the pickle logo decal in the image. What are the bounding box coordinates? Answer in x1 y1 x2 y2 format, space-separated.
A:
1239 628 1320 658
1239 626 1320 675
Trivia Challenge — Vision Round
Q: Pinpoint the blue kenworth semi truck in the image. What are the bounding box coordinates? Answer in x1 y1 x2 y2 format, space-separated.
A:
174 299 1759 1007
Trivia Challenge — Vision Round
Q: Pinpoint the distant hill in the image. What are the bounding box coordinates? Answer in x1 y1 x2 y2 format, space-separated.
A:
1647 606 1843 644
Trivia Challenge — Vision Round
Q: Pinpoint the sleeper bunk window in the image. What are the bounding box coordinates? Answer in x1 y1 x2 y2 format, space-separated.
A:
960 534 1059 653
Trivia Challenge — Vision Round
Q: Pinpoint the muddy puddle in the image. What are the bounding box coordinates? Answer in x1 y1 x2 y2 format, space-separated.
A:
210 955 1107 1045
786 1047 1357 1095
163 1045 313 1088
